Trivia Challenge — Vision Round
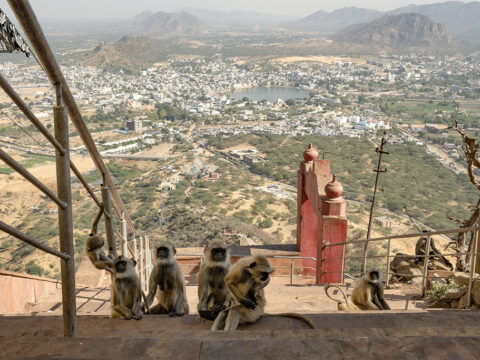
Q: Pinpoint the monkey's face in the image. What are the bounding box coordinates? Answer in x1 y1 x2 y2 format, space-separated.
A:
87 234 104 251
211 248 226 262
249 258 274 288
368 270 380 283
156 245 176 261
115 259 127 273
113 256 136 277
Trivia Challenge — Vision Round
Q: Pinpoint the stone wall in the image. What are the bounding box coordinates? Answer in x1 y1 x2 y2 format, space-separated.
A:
0 270 59 314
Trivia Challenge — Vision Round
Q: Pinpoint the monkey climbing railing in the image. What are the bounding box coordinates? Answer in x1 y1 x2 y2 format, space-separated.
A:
0 1 141 337
323 225 480 307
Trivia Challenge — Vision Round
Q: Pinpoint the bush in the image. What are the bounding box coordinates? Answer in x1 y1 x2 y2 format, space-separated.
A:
26 261 43 276
258 218 273 229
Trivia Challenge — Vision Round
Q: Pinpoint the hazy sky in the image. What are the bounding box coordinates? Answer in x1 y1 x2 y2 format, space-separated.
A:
0 0 473 18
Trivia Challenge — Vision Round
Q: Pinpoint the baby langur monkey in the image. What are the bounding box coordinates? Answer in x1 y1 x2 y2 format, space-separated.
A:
146 244 189 316
111 256 144 320
86 205 114 273
212 255 316 331
197 240 232 320
351 269 391 310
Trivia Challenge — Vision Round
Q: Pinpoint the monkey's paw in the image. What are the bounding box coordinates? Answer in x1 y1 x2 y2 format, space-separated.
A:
240 298 256 310
168 310 177 317
123 316 132 320
132 314 142 320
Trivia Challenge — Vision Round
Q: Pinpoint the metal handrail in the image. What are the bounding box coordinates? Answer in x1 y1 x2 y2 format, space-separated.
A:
322 225 480 308
0 148 66 208
0 220 69 260
323 226 480 248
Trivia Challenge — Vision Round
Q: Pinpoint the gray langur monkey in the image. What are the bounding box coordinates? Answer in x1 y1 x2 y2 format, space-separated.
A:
197 240 232 320
146 244 189 317
351 270 391 310
86 205 114 273
211 255 315 331
110 256 144 320
415 232 453 270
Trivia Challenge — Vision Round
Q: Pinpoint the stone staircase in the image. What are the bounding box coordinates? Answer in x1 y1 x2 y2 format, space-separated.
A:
2 256 479 359
1 311 480 359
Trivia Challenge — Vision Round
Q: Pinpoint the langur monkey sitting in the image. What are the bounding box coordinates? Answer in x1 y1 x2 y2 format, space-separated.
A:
110 256 144 320
86 205 114 273
351 270 391 310
212 255 316 330
197 240 232 320
146 244 189 316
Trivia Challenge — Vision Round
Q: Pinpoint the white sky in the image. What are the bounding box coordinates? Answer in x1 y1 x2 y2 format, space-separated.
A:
1 0 473 19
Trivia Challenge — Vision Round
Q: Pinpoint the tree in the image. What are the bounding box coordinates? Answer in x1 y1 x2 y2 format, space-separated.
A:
447 111 480 272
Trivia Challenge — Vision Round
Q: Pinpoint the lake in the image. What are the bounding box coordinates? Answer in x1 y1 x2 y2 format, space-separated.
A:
231 87 309 102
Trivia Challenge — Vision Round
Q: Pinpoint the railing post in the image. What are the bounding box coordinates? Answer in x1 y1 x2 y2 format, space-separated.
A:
145 235 151 286
421 235 431 297
139 235 145 291
290 259 294 285
121 212 128 256
133 236 138 272
54 83 77 337
101 179 117 258
467 228 479 307
385 238 392 285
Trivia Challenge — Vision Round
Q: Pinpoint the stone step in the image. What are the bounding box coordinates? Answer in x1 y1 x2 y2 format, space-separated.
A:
2 310 479 338
1 335 479 360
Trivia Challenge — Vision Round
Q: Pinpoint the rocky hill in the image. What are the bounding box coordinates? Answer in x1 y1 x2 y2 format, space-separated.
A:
294 7 382 33
334 13 456 54
130 11 201 36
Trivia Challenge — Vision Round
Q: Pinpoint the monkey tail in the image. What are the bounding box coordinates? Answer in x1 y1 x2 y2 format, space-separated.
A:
325 285 349 306
141 290 151 314
263 313 316 329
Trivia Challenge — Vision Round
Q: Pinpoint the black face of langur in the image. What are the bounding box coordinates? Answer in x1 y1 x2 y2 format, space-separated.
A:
368 270 379 283
157 245 176 261
113 256 136 278
211 247 226 262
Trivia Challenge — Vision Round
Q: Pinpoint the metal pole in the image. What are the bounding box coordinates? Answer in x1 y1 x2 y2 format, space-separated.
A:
362 131 388 275
133 236 138 274
8 0 136 234
0 72 64 154
0 148 66 208
385 238 392 285
290 259 294 285
467 229 479 307
145 235 151 286
421 235 432 297
53 83 77 337
121 212 128 256
101 179 117 259
476 214 480 274
0 220 69 260
139 235 145 291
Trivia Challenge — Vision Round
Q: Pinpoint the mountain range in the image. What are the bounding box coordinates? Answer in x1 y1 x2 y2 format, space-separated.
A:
334 13 455 54
292 1 480 43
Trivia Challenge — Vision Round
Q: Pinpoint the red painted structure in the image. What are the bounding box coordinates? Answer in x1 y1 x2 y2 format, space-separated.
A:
296 144 347 284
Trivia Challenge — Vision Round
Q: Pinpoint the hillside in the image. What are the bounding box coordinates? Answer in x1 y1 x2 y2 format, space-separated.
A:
334 13 456 54
130 11 201 35
389 1 480 36
294 7 382 32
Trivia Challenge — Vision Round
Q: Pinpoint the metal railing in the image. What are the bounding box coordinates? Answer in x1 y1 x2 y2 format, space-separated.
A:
323 225 480 306
177 254 317 285
0 1 139 337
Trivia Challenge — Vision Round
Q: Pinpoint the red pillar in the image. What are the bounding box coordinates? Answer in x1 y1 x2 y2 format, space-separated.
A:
297 144 348 284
